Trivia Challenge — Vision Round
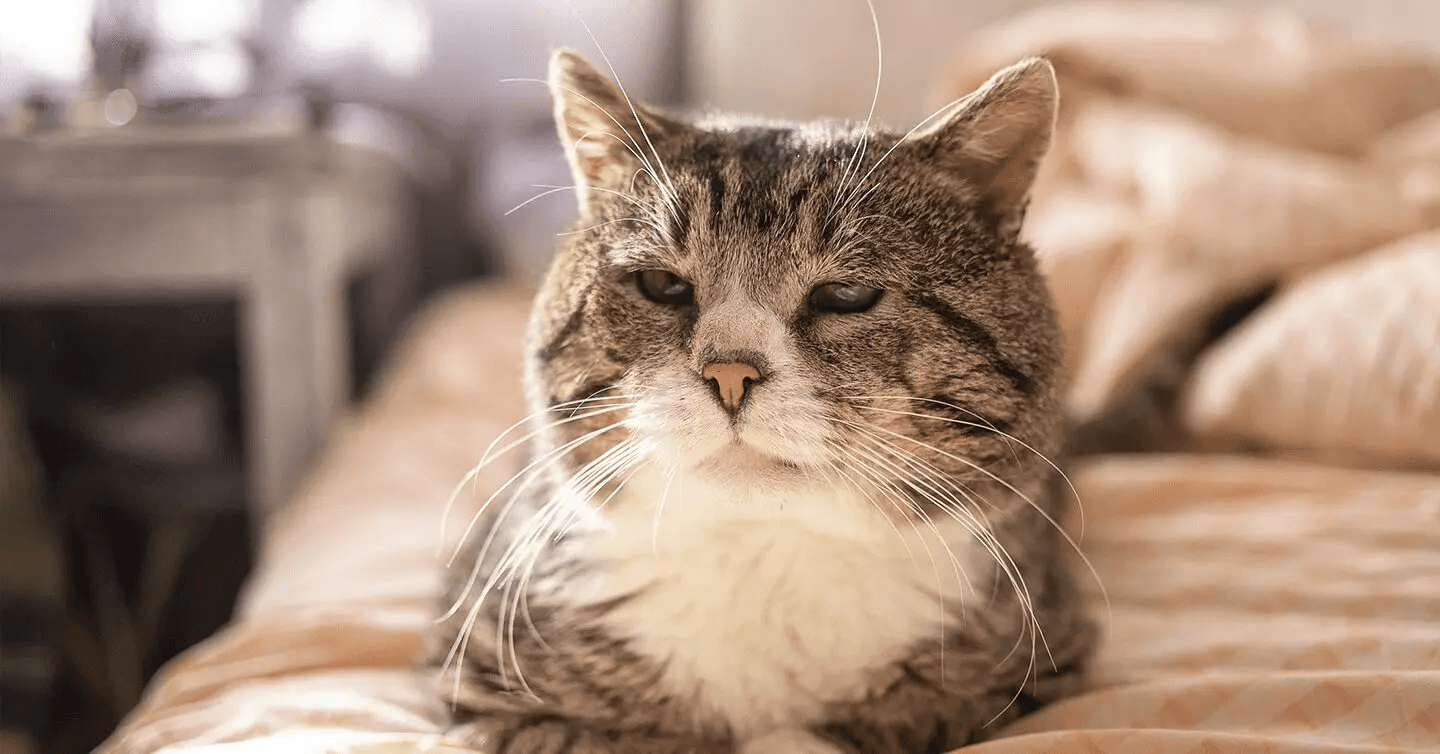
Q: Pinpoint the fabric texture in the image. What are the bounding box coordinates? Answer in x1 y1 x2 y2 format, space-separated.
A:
101 3 1440 752
935 1 1440 453
1185 231 1440 469
98 279 1440 754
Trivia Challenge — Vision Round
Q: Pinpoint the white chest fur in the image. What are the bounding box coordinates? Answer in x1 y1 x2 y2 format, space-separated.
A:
591 465 982 740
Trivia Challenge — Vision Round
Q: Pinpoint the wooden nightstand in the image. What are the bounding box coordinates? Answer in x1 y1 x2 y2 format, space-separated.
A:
0 125 418 515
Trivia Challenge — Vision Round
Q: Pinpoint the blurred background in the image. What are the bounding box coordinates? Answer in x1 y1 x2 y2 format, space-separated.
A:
0 1 1435 752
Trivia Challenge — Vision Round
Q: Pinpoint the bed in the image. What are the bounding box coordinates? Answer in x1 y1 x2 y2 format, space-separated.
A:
100 3 1440 752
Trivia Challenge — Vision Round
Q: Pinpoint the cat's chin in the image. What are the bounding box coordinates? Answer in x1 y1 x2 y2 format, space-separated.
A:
694 442 808 485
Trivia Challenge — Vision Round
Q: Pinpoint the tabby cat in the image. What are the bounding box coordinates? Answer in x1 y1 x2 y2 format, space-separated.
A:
427 49 1097 754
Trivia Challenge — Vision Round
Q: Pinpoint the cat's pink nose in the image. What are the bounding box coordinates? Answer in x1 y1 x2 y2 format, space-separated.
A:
702 361 763 413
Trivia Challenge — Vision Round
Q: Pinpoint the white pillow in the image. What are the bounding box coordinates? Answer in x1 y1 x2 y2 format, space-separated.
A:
1183 231 1440 468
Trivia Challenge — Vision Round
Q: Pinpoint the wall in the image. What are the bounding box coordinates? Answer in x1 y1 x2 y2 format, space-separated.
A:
687 0 1440 128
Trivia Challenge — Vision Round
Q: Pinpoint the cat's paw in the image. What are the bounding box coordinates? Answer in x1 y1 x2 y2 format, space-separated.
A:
740 729 845 754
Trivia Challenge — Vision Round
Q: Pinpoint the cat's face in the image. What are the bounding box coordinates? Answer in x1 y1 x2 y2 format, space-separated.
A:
526 51 1064 505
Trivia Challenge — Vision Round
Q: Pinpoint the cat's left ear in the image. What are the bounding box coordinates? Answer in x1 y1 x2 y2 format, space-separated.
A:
912 57 1057 239
549 49 677 215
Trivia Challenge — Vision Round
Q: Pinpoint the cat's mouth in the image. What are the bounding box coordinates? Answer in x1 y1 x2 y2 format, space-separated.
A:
695 441 804 480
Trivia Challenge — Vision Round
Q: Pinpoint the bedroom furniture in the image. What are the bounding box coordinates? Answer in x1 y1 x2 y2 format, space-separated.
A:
0 125 417 514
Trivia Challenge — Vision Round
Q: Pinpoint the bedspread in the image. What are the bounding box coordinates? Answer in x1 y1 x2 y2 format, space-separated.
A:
98 279 1440 753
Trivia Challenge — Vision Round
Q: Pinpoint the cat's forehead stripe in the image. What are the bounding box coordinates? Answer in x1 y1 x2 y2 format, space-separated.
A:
604 129 897 284
675 127 859 248
706 165 724 221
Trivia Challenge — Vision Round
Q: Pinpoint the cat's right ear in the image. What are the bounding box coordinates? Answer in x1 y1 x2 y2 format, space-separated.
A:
549 49 673 215
910 57 1058 241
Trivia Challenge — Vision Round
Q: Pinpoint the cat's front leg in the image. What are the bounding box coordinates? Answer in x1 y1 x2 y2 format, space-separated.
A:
452 715 728 754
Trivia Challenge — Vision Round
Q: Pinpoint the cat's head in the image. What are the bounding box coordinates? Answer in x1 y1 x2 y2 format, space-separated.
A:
525 50 1064 505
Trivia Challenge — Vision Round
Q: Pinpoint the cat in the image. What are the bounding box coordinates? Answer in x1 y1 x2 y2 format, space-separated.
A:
425 48 1098 754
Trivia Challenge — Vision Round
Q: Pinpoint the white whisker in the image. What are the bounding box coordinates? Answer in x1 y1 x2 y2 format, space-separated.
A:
558 4 684 226
537 182 650 210
497 439 644 696
445 438 640 694
831 444 958 679
558 215 669 237
839 421 1051 688
832 90 983 223
438 419 632 631
501 75 678 218
651 460 677 555
843 399 1110 624
829 447 927 574
506 182 658 222
840 439 981 599
439 403 633 565
505 185 579 216
829 0 884 224
437 395 627 556
844 396 1078 531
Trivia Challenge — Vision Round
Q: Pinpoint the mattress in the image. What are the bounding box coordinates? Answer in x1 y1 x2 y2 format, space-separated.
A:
96 278 1440 753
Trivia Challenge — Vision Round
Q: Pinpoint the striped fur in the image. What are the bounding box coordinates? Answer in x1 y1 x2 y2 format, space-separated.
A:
427 50 1096 753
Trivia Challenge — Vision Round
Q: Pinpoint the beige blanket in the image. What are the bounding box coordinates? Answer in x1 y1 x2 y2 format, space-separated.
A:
935 1 1440 466
102 3 1440 752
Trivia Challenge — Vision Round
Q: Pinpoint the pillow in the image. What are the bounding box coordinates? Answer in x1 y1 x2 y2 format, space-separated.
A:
1182 231 1440 469
1060 100 1433 418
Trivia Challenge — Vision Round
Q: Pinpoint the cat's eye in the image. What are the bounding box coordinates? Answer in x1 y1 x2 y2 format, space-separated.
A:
808 283 883 314
636 269 695 307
